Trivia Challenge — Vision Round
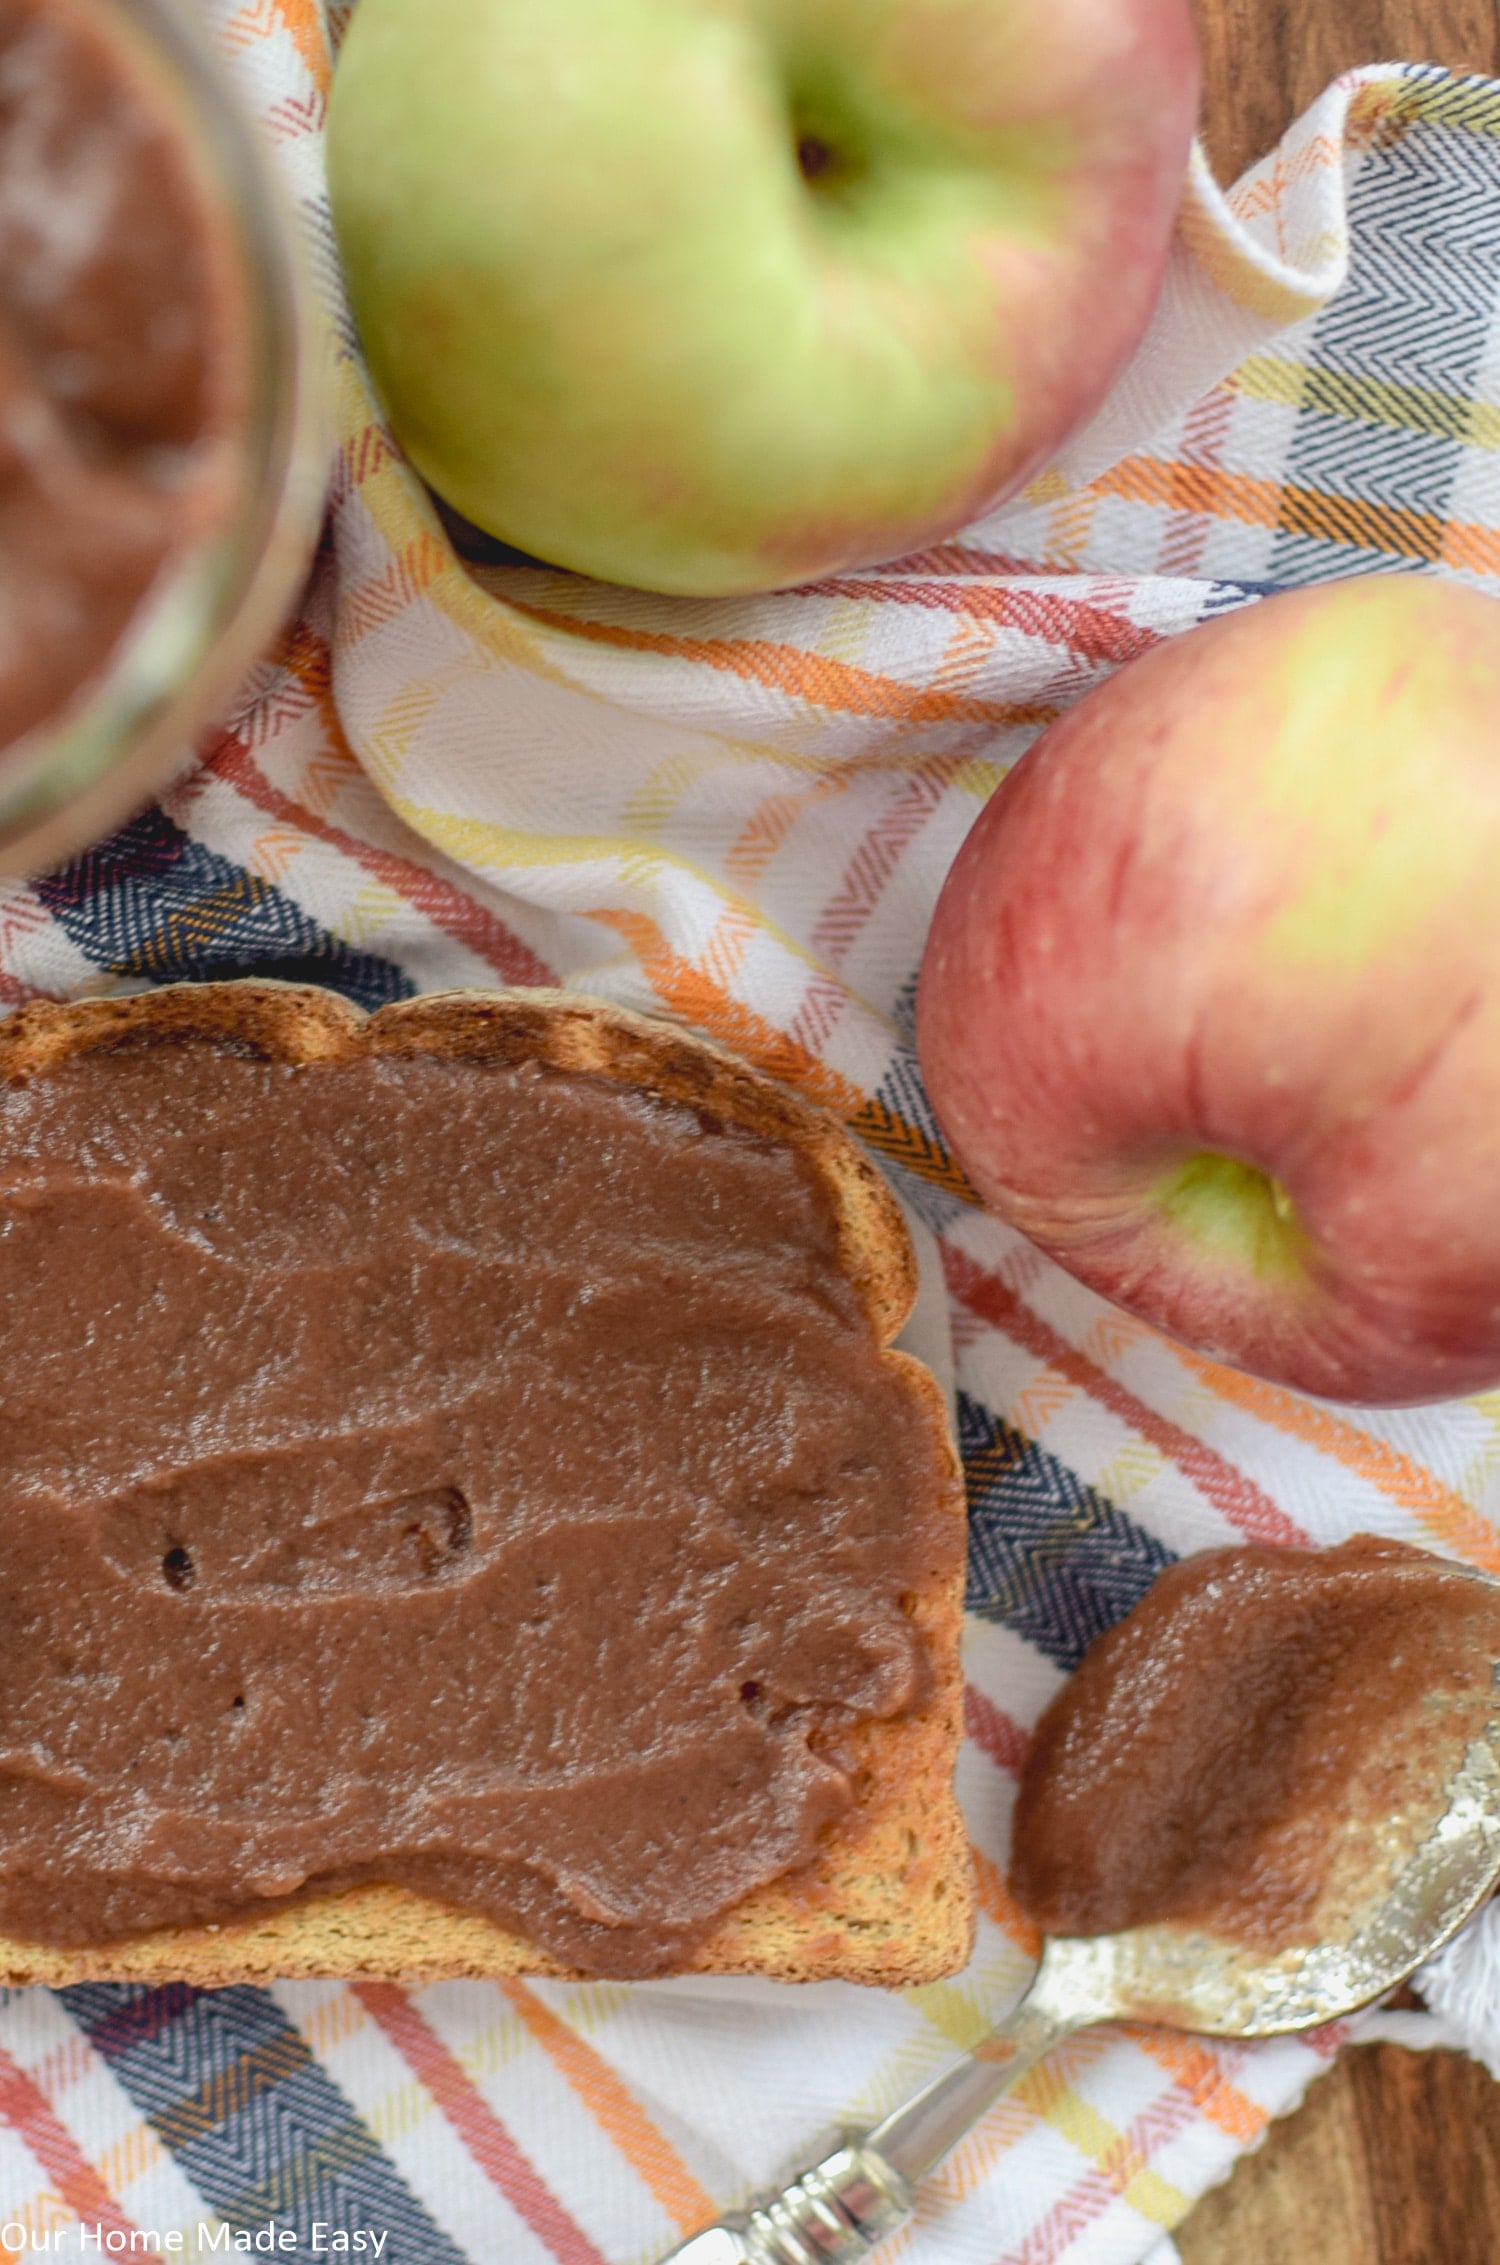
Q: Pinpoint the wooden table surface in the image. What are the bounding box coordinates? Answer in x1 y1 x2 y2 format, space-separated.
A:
1192 0 1497 182
1175 3 1500 2259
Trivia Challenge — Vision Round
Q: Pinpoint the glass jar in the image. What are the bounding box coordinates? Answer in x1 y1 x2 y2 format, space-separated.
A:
0 0 324 877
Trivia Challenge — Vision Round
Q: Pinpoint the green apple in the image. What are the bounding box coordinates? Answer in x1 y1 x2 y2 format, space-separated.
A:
917 575 1500 1406
326 0 1199 595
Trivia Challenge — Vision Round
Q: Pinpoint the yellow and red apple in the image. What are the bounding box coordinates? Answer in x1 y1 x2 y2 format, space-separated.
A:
327 0 1199 596
917 575 1500 1406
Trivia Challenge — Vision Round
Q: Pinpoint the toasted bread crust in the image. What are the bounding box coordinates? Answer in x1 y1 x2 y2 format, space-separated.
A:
0 983 973 1987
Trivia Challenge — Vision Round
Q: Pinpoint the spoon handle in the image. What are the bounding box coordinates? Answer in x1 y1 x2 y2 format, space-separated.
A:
653 1978 1083 2264
866 1981 1080 2185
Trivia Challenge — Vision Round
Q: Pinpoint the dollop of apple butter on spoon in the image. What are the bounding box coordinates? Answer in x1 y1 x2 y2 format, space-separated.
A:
659 1535 1500 2265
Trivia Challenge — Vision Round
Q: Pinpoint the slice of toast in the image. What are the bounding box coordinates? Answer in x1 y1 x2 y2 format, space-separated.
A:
0 981 973 1987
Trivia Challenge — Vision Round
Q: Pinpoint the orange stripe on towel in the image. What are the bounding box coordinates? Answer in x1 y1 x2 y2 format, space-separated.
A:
499 1982 715 2236
1173 1347 1500 1574
506 601 1052 728
353 1985 609 2265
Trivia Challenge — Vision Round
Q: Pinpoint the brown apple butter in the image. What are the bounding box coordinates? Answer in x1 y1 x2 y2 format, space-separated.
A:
1011 1537 1500 1952
0 0 244 751
0 1036 957 1975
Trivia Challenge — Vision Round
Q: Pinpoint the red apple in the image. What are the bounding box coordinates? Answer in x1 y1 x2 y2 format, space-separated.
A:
916 575 1500 1406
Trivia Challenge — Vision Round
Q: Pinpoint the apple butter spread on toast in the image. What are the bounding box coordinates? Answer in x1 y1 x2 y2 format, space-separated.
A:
0 983 971 1986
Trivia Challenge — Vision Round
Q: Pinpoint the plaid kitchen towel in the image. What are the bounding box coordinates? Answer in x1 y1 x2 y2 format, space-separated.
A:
1 3 1499 2257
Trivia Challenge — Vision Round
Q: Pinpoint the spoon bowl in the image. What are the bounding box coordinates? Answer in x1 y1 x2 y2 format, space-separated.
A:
1034 1718 1500 2042
657 1705 1500 2265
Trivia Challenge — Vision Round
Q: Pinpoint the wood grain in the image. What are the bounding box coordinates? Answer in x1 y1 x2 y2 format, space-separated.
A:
1169 7 1500 2256
1178 2043 1500 2264
1191 0 1499 183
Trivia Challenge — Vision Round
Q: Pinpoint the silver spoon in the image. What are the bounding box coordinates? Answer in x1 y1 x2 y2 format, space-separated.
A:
655 1704 1500 2265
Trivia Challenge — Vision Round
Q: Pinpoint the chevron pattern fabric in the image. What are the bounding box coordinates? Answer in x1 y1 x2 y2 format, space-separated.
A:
0 10 1496 2263
33 809 416 1008
58 1988 467 2265
961 1393 1178 1671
